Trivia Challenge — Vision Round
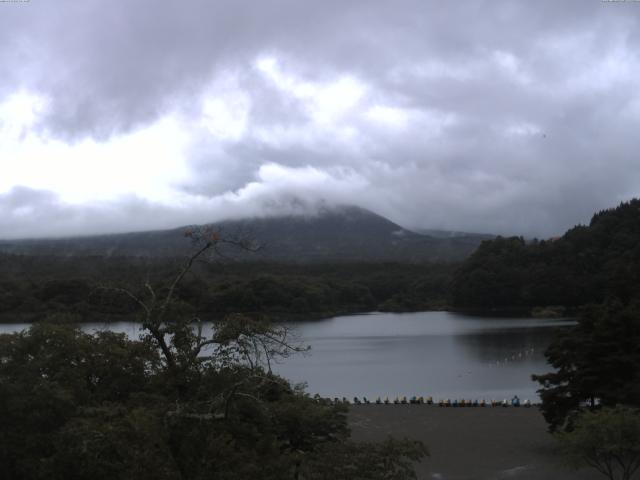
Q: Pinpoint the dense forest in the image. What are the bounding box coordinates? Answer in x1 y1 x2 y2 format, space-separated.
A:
0 256 454 324
452 199 640 310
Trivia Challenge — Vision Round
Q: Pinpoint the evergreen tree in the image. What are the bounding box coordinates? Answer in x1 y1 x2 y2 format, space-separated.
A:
533 301 640 431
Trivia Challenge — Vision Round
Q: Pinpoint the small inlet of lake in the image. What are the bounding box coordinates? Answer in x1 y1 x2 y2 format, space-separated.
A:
0 311 573 401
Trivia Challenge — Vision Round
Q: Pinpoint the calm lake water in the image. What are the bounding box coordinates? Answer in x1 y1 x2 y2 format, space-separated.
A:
0 311 573 401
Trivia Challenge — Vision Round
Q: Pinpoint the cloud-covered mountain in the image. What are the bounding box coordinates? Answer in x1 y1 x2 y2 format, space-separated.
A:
0 206 492 262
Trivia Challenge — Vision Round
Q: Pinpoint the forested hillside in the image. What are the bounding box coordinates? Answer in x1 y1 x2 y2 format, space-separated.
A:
452 199 640 309
0 256 454 323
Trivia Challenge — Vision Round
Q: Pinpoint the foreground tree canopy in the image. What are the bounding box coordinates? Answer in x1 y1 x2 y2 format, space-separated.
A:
533 301 640 431
0 229 427 479
557 406 640 480
0 322 425 480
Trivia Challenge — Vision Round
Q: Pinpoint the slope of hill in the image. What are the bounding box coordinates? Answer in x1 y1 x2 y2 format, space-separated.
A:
451 199 640 309
0 206 492 262
414 228 494 241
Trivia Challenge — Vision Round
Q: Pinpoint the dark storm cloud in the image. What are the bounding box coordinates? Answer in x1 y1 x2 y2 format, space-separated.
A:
3 0 623 138
1 0 639 238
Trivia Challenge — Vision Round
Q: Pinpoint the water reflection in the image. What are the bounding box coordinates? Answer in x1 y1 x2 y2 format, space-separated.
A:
274 311 573 400
0 311 573 401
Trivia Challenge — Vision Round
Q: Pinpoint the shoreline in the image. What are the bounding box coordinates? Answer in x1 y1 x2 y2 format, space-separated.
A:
348 405 600 480
0 305 578 325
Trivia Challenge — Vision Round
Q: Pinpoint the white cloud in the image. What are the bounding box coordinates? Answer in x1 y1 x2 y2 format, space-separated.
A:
200 72 251 141
255 56 366 123
0 91 49 138
0 112 191 204
491 50 531 85
366 105 410 128
221 163 369 214
504 122 542 137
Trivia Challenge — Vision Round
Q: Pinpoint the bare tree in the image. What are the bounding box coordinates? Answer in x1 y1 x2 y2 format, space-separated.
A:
102 225 305 376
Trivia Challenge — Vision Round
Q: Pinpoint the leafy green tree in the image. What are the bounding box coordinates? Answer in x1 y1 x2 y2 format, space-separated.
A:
557 407 640 480
0 323 161 480
533 302 640 431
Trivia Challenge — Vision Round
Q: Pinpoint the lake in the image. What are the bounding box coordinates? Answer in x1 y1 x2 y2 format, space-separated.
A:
0 311 573 401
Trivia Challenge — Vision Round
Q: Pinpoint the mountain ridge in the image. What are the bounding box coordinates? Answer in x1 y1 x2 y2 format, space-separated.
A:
0 205 493 262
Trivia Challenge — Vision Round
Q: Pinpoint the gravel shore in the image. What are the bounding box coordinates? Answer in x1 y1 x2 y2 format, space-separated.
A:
348 405 601 480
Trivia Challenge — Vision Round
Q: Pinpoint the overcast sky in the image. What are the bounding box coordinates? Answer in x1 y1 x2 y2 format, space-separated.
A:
1 0 639 239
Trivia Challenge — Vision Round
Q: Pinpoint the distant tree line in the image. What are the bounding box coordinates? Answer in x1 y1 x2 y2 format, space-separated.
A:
0 257 455 323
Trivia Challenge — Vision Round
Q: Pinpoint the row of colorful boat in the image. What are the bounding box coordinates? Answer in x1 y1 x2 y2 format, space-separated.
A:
314 394 534 407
